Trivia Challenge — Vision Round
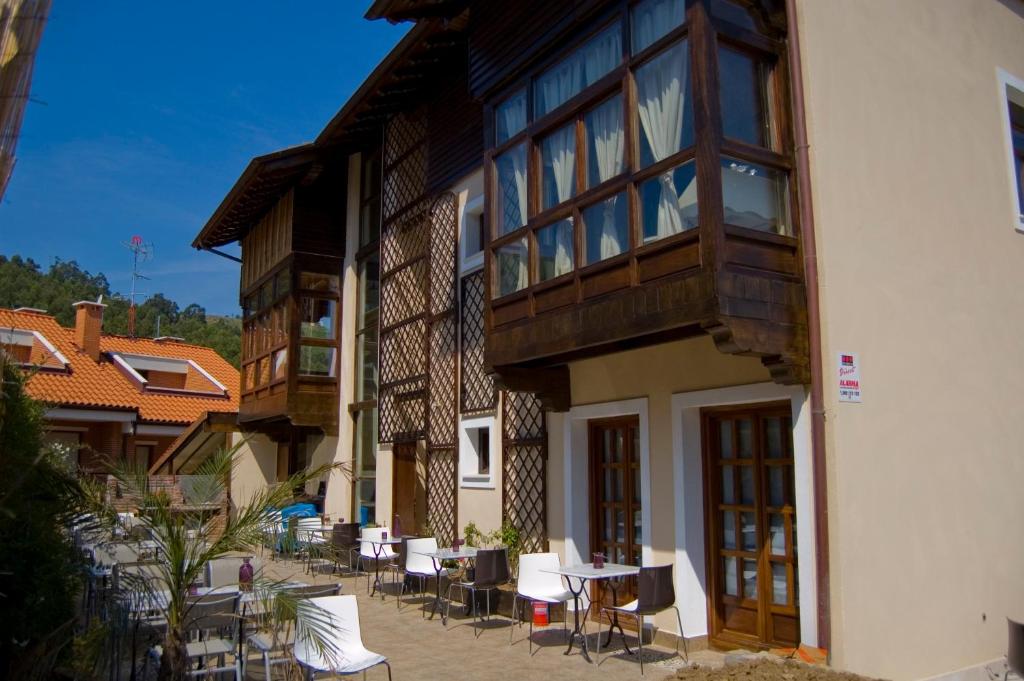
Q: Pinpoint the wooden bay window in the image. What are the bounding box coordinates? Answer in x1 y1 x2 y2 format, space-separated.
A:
486 0 797 332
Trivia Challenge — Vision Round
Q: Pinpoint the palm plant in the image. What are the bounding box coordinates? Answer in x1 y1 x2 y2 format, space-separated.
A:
83 440 343 681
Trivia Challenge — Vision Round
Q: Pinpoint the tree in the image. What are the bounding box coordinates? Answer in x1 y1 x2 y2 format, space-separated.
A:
86 449 341 681
0 357 83 678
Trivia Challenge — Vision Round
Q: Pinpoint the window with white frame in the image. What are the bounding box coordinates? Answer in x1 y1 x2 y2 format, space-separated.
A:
459 415 496 488
460 194 486 273
999 69 1024 230
0 328 69 371
109 352 227 396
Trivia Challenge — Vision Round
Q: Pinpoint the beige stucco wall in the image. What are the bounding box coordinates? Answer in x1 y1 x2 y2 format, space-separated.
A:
229 432 276 512
798 1 1024 678
551 335 772 636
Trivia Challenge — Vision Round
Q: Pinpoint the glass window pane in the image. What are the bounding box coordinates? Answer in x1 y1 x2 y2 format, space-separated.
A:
719 46 770 147
722 511 736 550
583 193 628 265
769 514 786 556
496 90 527 145
723 557 738 596
639 159 698 243
534 24 622 118
275 269 290 298
357 410 377 474
299 272 339 293
768 466 786 507
721 465 735 504
298 345 336 377
300 298 336 339
537 219 574 281
357 478 376 525
272 349 287 381
722 157 791 234
743 559 758 599
740 465 755 505
772 562 788 604
631 0 685 54
495 143 528 235
741 511 756 551
356 327 378 401
357 256 380 329
637 40 693 167
711 0 758 31
260 281 274 309
586 95 624 188
765 417 783 458
737 418 753 457
540 123 577 210
494 238 529 297
720 420 734 458
362 149 381 202
360 201 381 247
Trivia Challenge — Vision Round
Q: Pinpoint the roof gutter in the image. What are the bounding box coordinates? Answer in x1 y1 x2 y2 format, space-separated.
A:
785 0 831 653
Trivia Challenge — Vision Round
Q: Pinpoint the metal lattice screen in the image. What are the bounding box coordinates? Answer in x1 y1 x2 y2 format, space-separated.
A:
502 391 548 554
460 270 497 414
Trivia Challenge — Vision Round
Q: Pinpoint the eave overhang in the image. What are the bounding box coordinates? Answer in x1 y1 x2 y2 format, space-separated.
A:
194 18 466 250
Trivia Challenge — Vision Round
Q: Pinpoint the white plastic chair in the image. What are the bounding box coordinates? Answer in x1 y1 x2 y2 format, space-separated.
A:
295 517 329 574
294 595 391 680
246 583 340 681
358 527 397 593
206 556 260 588
394 537 437 612
510 552 572 652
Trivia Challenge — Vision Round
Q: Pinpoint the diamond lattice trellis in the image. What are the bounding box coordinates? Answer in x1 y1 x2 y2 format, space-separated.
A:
502 391 548 554
460 270 496 414
503 443 547 555
426 447 458 545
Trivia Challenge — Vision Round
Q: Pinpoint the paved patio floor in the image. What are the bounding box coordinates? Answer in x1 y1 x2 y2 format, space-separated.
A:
258 556 725 681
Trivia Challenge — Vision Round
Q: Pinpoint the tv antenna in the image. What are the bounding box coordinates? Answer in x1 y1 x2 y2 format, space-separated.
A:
123 235 154 337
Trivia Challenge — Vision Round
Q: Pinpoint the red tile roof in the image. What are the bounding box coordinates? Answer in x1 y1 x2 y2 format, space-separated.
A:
0 308 239 425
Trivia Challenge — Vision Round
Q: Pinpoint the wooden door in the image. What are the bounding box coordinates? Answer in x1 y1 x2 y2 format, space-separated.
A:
392 443 418 532
703 404 799 649
589 417 641 621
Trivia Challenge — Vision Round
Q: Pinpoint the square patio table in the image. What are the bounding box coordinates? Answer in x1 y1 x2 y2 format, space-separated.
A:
367 536 405 599
541 562 640 661
416 547 479 623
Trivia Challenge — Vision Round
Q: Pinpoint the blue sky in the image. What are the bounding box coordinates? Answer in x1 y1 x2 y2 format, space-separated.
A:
0 2 407 316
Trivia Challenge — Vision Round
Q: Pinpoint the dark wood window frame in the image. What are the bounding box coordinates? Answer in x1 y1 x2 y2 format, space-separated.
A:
484 0 797 312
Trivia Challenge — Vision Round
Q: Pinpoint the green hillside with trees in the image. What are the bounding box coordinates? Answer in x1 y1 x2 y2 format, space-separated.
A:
0 255 241 367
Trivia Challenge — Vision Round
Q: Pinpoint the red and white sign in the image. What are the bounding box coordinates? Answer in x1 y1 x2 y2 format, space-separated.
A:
838 353 861 403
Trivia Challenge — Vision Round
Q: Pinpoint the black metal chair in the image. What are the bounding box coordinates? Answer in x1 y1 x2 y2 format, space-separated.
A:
445 548 510 636
1007 619 1024 680
596 564 687 674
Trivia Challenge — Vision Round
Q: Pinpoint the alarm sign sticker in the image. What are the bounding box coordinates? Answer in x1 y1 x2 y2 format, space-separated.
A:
838 353 861 403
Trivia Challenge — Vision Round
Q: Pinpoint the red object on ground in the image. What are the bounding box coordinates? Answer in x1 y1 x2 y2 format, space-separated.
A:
532 602 549 626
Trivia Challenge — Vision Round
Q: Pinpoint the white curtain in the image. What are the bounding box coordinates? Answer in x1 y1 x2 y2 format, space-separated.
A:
636 41 688 238
497 90 526 143
497 144 528 234
589 97 625 258
538 58 581 117
545 126 576 275
499 240 529 294
631 0 685 54
500 97 529 233
583 26 622 85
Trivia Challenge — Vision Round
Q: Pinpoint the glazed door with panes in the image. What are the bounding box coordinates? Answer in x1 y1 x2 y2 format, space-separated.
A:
704 404 799 648
589 417 642 623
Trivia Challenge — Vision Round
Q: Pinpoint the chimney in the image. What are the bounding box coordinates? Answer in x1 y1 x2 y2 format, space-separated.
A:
72 300 106 361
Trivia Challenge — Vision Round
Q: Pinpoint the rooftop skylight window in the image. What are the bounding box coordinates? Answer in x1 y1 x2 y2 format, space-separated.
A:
0 328 70 371
109 352 227 396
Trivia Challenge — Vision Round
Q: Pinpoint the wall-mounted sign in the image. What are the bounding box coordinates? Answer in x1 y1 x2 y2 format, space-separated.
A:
838 353 861 403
